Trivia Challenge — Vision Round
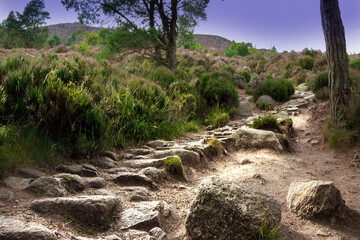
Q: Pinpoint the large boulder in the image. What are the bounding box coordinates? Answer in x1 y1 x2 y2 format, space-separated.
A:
287 181 345 219
30 195 119 225
0 216 57 240
231 126 283 151
185 176 281 240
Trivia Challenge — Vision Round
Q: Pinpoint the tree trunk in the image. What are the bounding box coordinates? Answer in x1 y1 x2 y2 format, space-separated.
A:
166 37 177 70
320 0 350 123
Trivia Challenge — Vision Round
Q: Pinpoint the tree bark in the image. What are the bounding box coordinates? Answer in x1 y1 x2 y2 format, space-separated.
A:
320 0 350 123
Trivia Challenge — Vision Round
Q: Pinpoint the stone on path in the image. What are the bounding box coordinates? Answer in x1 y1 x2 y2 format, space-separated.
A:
231 126 283 151
153 149 200 168
94 157 117 169
256 95 276 108
53 173 86 193
56 164 98 177
0 188 14 202
117 201 171 231
287 181 345 218
113 172 156 189
186 176 282 240
4 176 31 189
16 168 45 179
149 227 168 240
31 195 119 225
0 216 57 240
25 177 67 197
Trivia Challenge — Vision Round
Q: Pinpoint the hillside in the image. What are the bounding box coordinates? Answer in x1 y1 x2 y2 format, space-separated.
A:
47 23 99 43
47 23 231 51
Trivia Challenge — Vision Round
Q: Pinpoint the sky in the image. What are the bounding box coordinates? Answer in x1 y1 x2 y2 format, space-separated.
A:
0 0 359 53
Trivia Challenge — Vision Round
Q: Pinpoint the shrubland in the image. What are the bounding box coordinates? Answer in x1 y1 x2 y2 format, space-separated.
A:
1 28 360 174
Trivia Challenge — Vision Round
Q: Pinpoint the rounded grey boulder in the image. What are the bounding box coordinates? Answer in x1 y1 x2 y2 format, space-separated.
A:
287 181 345 219
185 176 281 240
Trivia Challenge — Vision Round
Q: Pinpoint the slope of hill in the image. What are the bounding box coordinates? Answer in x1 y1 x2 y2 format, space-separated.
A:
47 23 231 51
47 23 99 42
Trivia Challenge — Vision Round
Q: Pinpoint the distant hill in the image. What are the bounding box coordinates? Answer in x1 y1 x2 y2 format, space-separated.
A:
194 34 232 52
47 23 99 43
47 23 232 51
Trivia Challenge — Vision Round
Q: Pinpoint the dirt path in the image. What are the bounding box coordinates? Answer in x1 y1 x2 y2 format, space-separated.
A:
156 91 360 240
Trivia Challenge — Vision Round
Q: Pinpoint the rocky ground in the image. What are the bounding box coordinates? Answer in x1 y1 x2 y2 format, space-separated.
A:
0 88 359 240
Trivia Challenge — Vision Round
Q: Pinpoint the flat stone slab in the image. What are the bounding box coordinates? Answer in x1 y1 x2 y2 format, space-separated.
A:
16 168 45 179
31 195 119 225
4 177 31 189
122 159 164 169
56 164 98 177
113 172 156 189
0 216 57 240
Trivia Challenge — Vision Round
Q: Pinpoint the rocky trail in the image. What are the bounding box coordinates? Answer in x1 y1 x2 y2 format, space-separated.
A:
1 89 360 240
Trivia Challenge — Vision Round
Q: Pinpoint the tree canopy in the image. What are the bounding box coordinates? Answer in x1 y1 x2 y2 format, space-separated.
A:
61 0 209 69
0 0 49 49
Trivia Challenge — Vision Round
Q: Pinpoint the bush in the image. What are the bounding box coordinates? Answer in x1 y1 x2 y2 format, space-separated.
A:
251 115 280 132
47 34 61 48
314 86 329 100
297 56 314 70
225 41 254 58
247 75 295 102
198 71 239 108
206 107 230 128
311 72 328 92
30 74 105 154
349 59 360 72
322 120 354 150
238 70 251 82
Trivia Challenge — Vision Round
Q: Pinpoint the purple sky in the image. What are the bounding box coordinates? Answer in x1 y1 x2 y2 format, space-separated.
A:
1 0 359 52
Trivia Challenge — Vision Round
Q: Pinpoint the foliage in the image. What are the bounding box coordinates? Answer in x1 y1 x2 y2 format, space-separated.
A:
311 72 328 92
206 106 230 128
251 115 280 132
238 70 252 82
61 0 210 69
257 219 283 240
247 75 295 102
64 32 77 46
296 56 314 70
315 86 329 100
343 70 360 130
322 120 354 150
0 0 49 49
83 31 99 46
198 71 239 108
47 34 61 48
225 41 254 58
163 156 183 176
349 59 360 72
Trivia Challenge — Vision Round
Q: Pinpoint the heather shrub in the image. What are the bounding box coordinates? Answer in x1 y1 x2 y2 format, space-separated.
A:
297 56 314 70
311 72 328 92
247 75 295 102
238 70 251 82
29 73 105 154
349 59 360 72
198 71 239 109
